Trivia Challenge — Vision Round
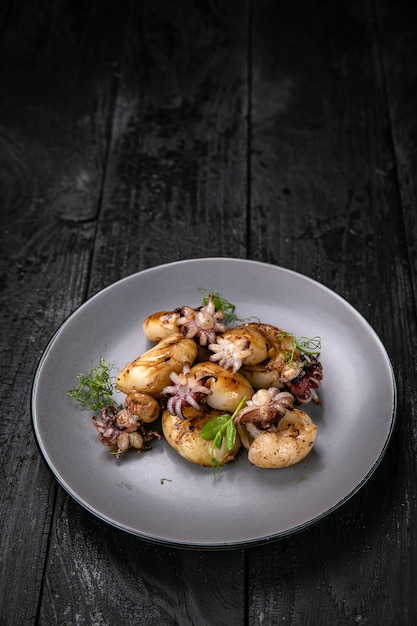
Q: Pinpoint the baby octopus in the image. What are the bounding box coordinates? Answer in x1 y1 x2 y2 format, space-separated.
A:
92 404 161 459
235 388 295 435
162 363 213 419
211 322 324 405
281 354 323 404
208 325 268 373
234 388 317 468
176 293 227 346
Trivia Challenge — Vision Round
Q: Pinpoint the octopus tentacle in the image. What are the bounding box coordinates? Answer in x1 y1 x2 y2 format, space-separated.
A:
209 336 253 372
176 294 226 346
92 405 162 458
234 388 295 433
162 362 214 419
280 355 323 404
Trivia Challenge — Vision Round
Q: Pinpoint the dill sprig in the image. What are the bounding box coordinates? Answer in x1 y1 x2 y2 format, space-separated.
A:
68 356 115 411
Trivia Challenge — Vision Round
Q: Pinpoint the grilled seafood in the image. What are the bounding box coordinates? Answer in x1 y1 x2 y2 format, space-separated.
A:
107 293 323 468
162 405 241 466
233 323 323 403
143 311 181 342
116 334 197 396
190 361 254 413
92 404 161 459
208 325 268 373
162 362 213 419
142 293 226 346
234 388 317 467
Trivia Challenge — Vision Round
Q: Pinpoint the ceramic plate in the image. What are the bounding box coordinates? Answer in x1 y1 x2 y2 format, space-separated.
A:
31 258 396 548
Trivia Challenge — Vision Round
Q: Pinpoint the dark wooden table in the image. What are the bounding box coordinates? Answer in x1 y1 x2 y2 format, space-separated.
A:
1 0 416 623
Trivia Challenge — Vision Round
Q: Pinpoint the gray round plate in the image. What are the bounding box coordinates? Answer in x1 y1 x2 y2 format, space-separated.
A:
31 258 396 549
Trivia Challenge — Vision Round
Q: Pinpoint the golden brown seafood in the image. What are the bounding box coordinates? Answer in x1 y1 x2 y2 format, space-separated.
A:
208 325 269 372
116 334 197 396
234 388 317 468
246 409 317 468
142 311 181 342
190 361 254 413
162 405 241 466
125 391 161 423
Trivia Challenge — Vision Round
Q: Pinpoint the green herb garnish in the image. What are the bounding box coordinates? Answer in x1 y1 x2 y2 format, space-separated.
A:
201 396 247 472
68 356 115 411
278 332 321 365
199 289 240 324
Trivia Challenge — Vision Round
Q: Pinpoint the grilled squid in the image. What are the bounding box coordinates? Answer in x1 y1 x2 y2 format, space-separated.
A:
238 323 323 404
124 391 160 423
143 311 181 342
112 298 323 468
116 334 197 396
190 361 254 413
234 388 317 468
142 294 226 346
162 405 241 466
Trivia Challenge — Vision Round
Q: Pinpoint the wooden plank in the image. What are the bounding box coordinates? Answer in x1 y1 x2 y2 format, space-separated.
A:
88 0 250 296
40 492 246 626
248 0 416 623
376 0 417 295
37 1 249 625
0 0 127 623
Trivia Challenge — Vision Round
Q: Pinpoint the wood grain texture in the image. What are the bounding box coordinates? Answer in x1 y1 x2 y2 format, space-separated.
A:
248 0 417 624
88 0 250 296
39 493 245 626
0 0 125 623
377 0 417 296
7 1 248 624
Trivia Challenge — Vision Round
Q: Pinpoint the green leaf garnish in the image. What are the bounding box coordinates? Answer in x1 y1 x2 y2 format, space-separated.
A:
226 418 237 450
201 396 247 471
68 356 115 411
199 414 230 440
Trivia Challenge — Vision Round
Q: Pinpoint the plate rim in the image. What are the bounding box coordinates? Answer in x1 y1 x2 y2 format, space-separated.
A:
31 257 397 549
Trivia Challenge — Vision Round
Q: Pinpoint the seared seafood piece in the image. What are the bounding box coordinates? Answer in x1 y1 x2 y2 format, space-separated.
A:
162 362 213 419
208 325 269 373
143 311 181 342
92 404 162 459
116 334 197 396
246 410 317 468
190 361 254 413
142 294 226 346
162 405 241 466
176 293 226 345
239 322 323 403
234 388 317 468
239 322 298 388
125 391 161 423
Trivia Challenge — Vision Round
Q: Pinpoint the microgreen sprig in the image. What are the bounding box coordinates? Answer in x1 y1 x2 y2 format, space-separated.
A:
278 332 322 366
198 289 239 324
201 396 247 472
68 356 115 411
